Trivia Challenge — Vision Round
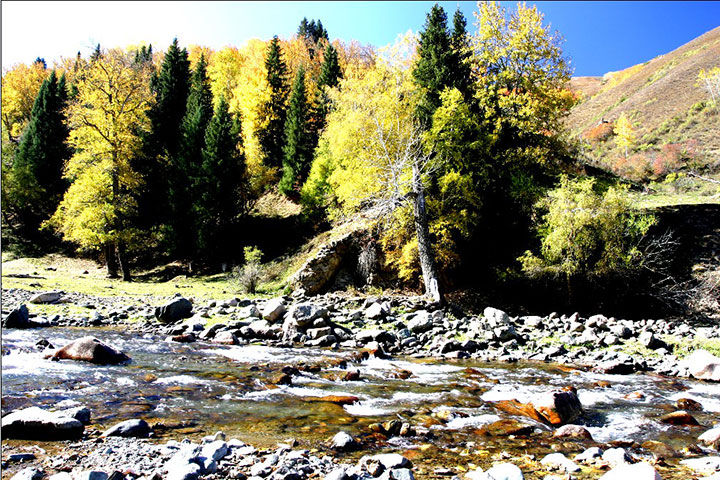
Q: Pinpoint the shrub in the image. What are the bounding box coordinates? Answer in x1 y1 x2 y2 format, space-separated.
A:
582 122 614 142
520 176 656 278
234 246 263 294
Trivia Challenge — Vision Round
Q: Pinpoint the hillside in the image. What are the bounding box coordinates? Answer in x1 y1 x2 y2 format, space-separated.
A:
567 26 720 177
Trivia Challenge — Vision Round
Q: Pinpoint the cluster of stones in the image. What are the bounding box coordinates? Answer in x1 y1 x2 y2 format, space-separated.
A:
4 289 720 383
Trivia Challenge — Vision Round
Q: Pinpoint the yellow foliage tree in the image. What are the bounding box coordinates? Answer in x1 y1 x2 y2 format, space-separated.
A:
614 112 635 158
47 48 154 280
1 59 48 143
697 66 720 105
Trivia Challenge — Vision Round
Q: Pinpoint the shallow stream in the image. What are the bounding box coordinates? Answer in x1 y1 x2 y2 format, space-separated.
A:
2 327 719 478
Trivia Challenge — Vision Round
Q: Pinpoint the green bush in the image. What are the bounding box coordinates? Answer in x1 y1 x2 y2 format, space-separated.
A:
519 176 656 278
234 246 263 294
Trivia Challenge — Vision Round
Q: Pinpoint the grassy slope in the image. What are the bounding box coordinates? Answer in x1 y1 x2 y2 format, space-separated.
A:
567 26 720 156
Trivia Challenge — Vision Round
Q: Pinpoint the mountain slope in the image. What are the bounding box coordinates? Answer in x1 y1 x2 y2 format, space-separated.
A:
567 26 720 167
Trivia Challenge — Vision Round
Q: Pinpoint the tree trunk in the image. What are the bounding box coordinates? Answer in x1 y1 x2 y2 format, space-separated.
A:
412 162 443 305
116 242 131 281
105 243 119 278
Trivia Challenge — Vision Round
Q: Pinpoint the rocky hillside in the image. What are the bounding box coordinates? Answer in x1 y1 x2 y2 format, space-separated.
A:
567 26 720 169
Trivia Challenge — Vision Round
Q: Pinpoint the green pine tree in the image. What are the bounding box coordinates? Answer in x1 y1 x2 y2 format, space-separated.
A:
450 8 473 102
194 96 246 262
318 43 342 89
136 38 191 237
258 36 289 170
413 4 454 125
169 54 214 257
10 70 71 239
280 66 312 196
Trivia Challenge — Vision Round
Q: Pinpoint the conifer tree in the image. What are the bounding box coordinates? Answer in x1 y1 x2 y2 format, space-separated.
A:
194 96 245 262
170 54 214 257
450 8 473 101
413 4 454 125
318 43 342 89
136 39 191 237
258 36 289 171
10 71 71 236
280 66 311 196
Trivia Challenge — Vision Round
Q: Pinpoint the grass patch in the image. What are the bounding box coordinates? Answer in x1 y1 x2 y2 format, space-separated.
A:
664 335 720 358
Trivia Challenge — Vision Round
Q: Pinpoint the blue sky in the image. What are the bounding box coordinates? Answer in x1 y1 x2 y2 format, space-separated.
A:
2 1 719 76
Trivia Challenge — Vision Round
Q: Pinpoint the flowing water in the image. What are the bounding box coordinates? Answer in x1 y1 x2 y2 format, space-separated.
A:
3 327 719 477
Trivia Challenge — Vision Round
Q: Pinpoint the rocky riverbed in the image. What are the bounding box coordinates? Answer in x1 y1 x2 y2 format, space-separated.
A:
2 287 720 480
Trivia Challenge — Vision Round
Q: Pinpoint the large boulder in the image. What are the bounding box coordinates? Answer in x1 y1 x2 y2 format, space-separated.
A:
29 291 64 304
155 297 193 323
102 419 152 438
261 297 287 323
289 231 356 295
1 406 84 440
51 336 130 365
406 311 433 334
683 349 720 381
3 305 32 328
287 303 328 328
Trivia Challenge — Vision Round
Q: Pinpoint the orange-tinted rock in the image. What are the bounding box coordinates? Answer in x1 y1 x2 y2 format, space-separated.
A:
390 369 413 380
304 395 360 406
479 419 535 436
625 391 646 400
659 410 700 426
52 336 130 365
271 373 292 385
533 389 583 426
494 399 549 425
593 381 612 389
641 440 678 459
676 398 703 411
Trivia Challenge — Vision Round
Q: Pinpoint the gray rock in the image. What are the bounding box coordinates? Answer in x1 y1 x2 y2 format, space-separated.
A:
59 406 91 425
29 291 63 304
471 463 524 480
639 331 668 350
102 419 152 438
10 467 44 480
49 473 73 480
75 472 108 480
680 456 720 474
356 329 396 345
167 462 202 480
262 298 287 323
3 305 32 328
599 462 661 480
212 331 239 345
325 468 349 480
370 453 412 470
155 297 193 323
201 440 228 461
288 303 327 327
484 307 510 326
407 311 433 333
383 469 414 480
1 406 84 440
331 431 357 451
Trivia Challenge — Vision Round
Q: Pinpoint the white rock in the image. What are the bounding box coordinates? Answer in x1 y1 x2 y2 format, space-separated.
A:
325 468 349 480
574 447 603 463
599 462 661 480
11 468 44 480
681 456 720 474
485 463 524 480
602 448 631 467
29 291 63 304
683 350 720 382
74 472 108 480
49 474 73 480
540 453 580 472
365 302 389 319
331 431 356 450
201 440 228 461
700 427 720 446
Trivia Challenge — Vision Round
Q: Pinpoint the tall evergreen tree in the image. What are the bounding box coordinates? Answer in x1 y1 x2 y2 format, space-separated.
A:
10 71 70 237
413 4 454 125
194 96 245 262
170 54 214 257
258 36 289 170
280 66 312 196
450 8 473 102
136 38 191 235
318 43 342 89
